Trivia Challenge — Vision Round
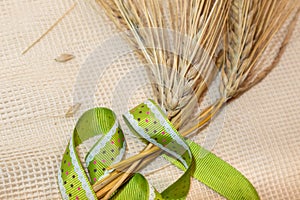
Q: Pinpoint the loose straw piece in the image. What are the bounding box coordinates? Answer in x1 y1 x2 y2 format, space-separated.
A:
65 103 81 117
22 3 77 55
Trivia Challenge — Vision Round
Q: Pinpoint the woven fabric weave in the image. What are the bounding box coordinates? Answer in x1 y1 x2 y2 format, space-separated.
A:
0 1 299 199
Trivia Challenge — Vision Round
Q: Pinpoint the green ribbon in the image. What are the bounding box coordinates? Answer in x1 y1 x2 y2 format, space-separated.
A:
164 141 260 200
58 100 260 200
58 108 126 199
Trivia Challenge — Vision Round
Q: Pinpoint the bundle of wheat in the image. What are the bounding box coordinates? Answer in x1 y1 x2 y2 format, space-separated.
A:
86 0 299 199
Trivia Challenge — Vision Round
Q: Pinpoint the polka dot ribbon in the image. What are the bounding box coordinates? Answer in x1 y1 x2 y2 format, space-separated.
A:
58 100 260 200
58 108 126 200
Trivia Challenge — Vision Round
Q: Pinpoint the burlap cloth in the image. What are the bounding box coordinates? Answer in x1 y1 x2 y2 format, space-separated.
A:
0 1 299 199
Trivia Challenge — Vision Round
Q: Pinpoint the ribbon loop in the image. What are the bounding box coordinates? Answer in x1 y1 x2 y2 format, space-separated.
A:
58 108 126 200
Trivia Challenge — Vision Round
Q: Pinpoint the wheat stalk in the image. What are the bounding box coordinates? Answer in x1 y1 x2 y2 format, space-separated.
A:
92 0 299 198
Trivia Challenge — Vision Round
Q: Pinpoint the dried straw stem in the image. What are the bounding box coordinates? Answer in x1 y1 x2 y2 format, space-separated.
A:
22 3 77 54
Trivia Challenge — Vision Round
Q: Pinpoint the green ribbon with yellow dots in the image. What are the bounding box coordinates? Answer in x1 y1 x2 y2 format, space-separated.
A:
58 100 260 200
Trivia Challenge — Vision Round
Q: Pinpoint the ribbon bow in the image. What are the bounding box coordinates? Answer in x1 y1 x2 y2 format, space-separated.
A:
58 100 260 200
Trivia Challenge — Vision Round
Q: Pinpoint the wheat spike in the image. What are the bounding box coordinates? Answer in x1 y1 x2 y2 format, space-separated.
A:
236 8 300 98
221 0 300 100
105 0 231 131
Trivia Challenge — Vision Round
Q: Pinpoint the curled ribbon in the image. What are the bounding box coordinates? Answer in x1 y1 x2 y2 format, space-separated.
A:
58 108 126 200
58 100 260 200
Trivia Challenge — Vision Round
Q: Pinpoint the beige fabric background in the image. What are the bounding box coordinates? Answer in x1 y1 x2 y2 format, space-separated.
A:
0 0 299 199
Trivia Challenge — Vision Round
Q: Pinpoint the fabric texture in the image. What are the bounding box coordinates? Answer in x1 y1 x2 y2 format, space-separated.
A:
0 0 299 199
